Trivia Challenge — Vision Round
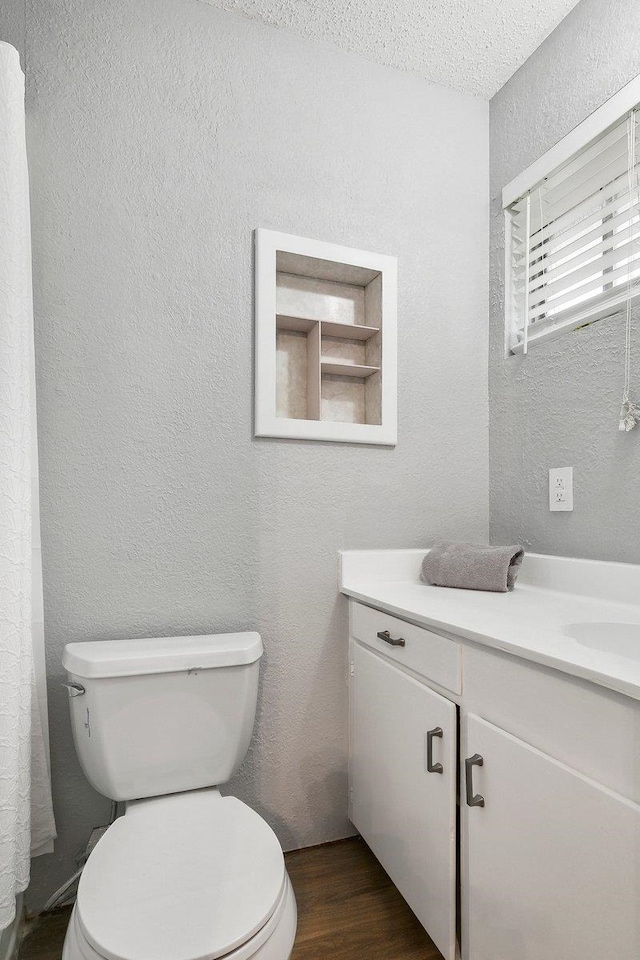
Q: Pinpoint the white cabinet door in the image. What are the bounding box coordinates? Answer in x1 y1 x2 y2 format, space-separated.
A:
462 713 640 960
350 641 457 960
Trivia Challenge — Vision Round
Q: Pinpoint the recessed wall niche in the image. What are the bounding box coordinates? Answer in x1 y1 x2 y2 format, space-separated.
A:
255 229 397 445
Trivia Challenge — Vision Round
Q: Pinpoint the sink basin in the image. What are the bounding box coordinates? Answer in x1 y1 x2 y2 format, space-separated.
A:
564 622 640 662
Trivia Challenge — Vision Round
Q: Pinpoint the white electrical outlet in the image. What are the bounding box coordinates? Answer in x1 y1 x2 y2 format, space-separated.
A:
549 466 573 512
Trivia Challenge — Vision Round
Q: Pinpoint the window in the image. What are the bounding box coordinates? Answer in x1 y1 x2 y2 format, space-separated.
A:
503 81 640 355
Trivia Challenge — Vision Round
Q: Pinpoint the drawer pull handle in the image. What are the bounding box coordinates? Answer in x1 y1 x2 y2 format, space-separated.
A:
376 629 405 647
465 754 485 807
426 727 444 774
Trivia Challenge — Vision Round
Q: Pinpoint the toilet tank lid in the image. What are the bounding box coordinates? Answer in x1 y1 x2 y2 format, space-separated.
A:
63 632 263 679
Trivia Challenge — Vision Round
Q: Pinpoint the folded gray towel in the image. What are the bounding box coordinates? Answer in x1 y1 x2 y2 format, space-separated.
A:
421 540 525 593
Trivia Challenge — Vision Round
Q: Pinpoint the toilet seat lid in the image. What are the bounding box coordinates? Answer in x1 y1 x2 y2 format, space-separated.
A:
76 792 285 960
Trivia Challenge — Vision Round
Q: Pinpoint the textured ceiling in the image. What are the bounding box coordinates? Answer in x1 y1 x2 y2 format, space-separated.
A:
199 0 582 98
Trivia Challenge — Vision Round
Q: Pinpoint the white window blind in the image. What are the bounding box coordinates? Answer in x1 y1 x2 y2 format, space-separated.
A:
505 108 640 354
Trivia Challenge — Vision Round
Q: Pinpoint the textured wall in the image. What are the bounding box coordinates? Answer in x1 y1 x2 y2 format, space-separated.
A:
490 0 640 562
0 0 25 63
24 0 489 909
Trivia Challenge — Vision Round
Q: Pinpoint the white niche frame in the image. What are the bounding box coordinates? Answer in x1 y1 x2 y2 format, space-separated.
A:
255 229 397 445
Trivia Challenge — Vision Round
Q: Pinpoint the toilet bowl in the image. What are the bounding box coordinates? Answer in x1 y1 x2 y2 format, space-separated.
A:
63 880 296 960
60 633 297 960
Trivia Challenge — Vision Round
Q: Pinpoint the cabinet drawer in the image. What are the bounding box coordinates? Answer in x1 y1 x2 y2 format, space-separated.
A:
351 602 461 693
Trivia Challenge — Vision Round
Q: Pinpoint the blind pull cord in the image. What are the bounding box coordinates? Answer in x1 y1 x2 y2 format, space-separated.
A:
619 108 640 431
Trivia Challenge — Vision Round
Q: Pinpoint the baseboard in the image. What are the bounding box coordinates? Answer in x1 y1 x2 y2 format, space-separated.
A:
283 832 360 855
0 894 24 960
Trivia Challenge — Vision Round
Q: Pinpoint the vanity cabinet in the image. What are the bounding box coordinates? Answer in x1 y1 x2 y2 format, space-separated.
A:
462 714 640 960
350 641 457 960
348 599 640 960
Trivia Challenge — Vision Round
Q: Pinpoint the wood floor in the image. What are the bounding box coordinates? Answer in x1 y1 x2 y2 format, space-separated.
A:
286 837 443 960
19 837 443 960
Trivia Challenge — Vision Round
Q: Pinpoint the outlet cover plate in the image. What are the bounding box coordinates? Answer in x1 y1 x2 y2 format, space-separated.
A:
549 466 573 512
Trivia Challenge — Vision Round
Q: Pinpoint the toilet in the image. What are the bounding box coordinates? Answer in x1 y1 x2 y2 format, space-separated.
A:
60 632 297 960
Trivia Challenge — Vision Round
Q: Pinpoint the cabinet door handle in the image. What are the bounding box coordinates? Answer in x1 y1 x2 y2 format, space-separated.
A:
465 754 485 807
376 629 406 647
426 727 444 774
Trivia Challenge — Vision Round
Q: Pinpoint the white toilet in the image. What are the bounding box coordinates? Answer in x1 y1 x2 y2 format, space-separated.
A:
60 632 297 960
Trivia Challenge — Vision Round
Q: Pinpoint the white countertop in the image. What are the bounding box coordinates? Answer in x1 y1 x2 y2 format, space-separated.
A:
339 549 640 702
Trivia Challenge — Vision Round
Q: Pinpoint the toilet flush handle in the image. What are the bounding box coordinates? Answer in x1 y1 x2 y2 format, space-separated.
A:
61 681 86 697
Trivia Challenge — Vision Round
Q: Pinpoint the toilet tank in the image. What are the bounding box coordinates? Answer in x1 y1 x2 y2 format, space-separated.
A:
62 633 263 801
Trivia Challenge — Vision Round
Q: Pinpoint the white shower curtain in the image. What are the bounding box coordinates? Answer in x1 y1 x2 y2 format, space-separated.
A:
0 41 56 933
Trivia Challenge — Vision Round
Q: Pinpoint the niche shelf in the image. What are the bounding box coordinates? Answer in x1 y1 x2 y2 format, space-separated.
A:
320 360 380 378
255 229 397 445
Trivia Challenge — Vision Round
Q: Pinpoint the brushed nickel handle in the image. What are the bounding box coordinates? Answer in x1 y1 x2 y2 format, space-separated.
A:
426 727 444 774
62 681 86 698
376 629 406 647
465 753 485 807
